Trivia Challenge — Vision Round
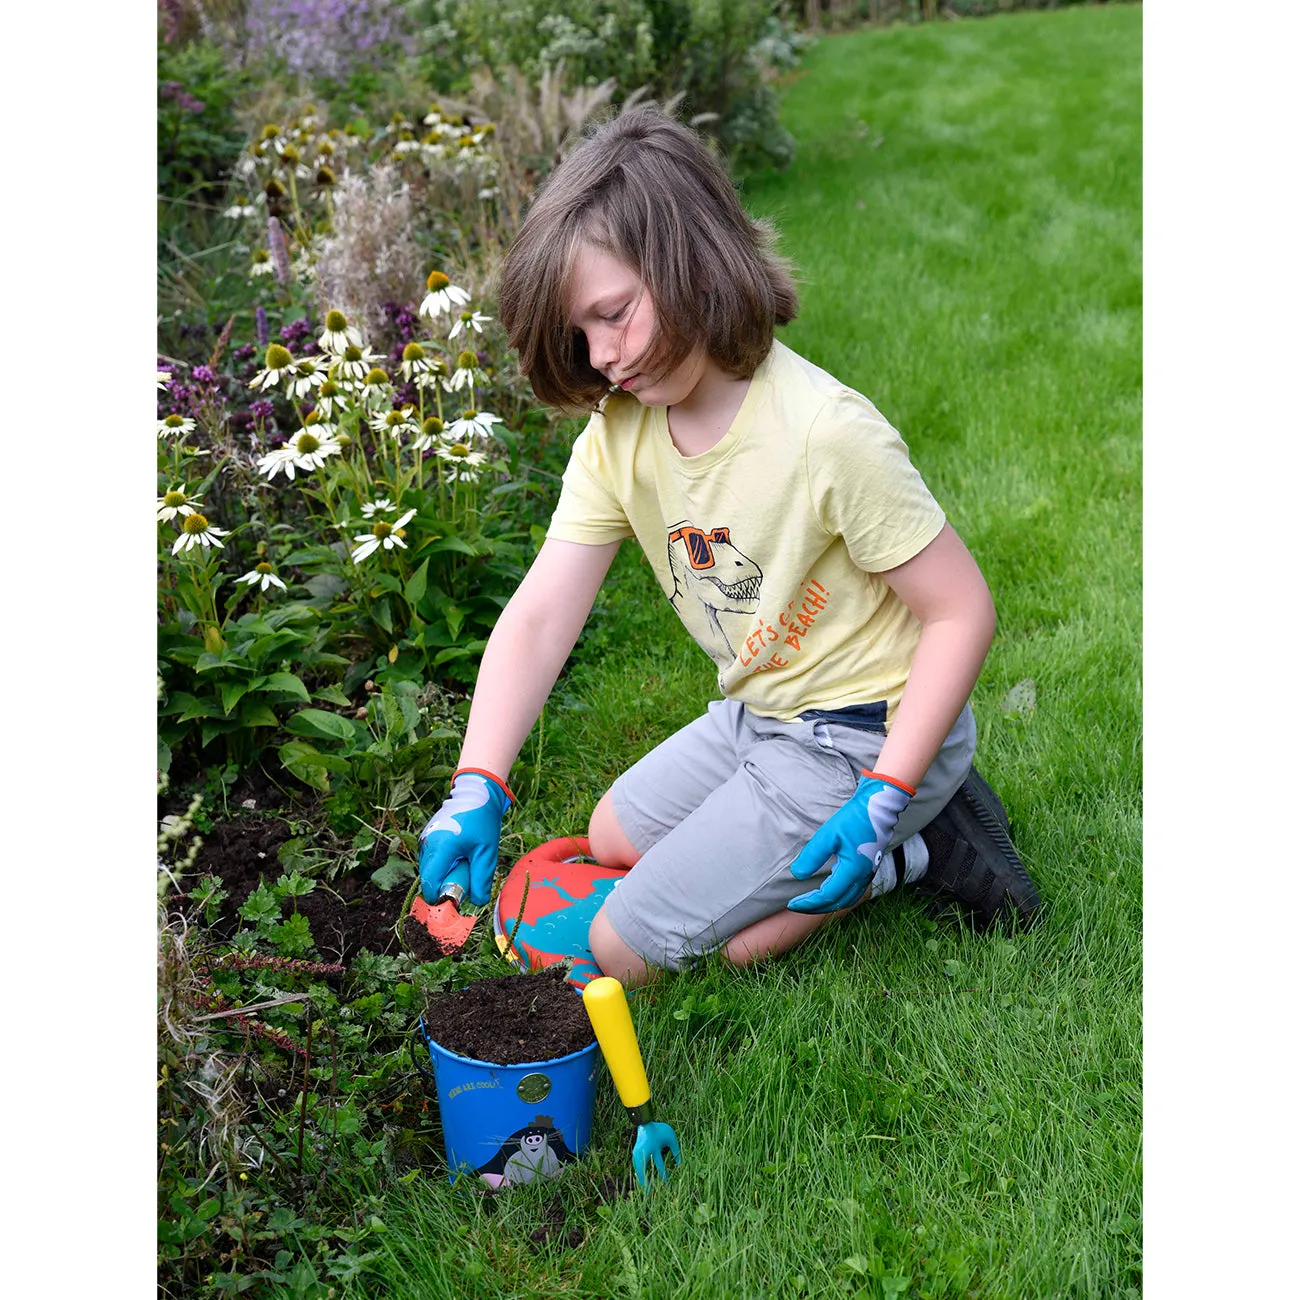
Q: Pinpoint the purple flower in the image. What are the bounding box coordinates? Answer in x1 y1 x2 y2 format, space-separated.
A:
255 306 269 349
238 1 416 82
250 399 276 422
191 364 218 384
235 342 257 363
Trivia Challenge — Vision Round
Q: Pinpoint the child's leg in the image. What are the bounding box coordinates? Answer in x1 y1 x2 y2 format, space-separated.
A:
591 706 975 983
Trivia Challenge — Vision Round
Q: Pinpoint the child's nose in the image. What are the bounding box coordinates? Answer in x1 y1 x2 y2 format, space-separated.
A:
588 329 618 372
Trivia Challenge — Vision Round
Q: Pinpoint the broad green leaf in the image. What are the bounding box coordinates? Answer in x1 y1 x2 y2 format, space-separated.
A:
178 696 225 722
305 573 348 599
370 855 415 892
237 700 280 729
261 672 310 701
220 680 251 715
246 631 305 666
431 646 474 668
313 683 353 708
285 708 357 743
372 597 393 634
278 740 350 775
424 536 478 558
444 604 465 640
157 737 172 775
367 573 404 596
404 558 429 606
200 718 240 748
277 741 332 792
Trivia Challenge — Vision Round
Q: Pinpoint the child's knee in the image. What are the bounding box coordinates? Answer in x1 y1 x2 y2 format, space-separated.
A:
589 907 657 988
588 791 641 868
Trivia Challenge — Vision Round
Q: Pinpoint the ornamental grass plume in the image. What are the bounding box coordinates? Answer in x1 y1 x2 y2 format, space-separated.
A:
313 164 422 341
267 215 293 286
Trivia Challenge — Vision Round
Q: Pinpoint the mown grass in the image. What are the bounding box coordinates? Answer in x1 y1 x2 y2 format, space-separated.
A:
318 6 1142 1297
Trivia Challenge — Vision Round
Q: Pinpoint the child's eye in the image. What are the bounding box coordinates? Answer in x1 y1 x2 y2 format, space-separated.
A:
602 306 626 323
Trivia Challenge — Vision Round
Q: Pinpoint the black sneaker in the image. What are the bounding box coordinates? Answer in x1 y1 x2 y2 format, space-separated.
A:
916 767 1041 931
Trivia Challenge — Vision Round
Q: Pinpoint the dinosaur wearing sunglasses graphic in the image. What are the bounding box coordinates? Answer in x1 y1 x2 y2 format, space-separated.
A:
666 521 763 666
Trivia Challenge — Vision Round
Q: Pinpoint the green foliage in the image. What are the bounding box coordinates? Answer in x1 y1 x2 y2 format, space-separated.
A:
157 605 347 769
408 0 806 168
158 38 250 201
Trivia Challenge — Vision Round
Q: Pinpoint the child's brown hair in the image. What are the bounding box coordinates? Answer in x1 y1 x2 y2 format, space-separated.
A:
497 106 799 412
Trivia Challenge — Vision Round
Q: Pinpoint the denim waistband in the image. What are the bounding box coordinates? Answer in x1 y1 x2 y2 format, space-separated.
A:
797 700 888 734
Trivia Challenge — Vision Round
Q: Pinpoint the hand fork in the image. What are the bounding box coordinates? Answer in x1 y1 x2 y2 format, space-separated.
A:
583 976 681 1187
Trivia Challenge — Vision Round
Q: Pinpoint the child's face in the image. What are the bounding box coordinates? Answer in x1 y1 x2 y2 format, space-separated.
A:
567 242 708 407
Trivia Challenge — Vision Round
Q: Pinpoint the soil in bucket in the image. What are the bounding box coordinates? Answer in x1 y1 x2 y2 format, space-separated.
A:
423 966 594 1065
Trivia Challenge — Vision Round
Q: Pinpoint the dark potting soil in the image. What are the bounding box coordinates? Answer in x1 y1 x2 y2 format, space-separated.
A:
423 967 594 1065
402 914 461 962
188 817 406 963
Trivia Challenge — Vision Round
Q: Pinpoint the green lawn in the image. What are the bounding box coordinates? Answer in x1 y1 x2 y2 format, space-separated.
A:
337 7 1143 1297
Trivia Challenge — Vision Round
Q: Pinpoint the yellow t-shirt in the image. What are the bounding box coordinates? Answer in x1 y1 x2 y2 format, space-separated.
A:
546 340 946 723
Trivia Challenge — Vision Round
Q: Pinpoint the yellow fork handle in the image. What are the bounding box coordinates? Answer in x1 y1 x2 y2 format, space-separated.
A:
583 976 651 1110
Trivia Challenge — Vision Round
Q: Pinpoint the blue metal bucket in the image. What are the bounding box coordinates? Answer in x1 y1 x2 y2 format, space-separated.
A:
416 1015 600 1187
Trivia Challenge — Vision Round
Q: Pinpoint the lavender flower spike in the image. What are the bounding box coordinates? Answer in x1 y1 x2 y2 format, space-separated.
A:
255 305 269 349
267 216 293 286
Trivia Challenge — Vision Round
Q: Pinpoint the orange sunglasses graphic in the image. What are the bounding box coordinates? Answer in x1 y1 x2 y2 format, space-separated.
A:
668 525 733 570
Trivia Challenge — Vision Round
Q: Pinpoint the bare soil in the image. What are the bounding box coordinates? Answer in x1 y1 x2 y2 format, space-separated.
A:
423 967 594 1065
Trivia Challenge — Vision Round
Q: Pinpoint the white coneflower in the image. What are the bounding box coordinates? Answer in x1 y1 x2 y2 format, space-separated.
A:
157 368 172 390
317 308 364 355
171 512 229 555
351 508 416 562
249 343 295 391
410 415 444 453
398 340 440 383
445 348 488 392
285 355 327 399
419 270 471 320
330 343 382 384
361 497 396 518
255 428 343 481
371 405 419 440
356 366 394 409
448 310 492 340
157 485 203 522
436 440 488 482
249 248 275 277
157 413 196 439
445 409 504 441
234 562 288 592
312 377 347 418
223 196 258 219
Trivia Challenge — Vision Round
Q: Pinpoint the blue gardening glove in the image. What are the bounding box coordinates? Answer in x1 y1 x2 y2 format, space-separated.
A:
418 768 514 907
786 770 915 913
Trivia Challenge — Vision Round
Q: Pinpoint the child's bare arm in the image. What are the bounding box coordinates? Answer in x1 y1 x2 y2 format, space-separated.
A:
457 537 623 780
873 521 996 789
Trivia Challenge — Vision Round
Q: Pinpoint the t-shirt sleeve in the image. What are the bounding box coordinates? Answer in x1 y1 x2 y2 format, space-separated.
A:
546 414 636 545
805 392 946 572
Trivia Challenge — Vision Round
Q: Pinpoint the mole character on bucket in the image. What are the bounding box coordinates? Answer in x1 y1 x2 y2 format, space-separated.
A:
475 1116 576 1188
416 107 1041 990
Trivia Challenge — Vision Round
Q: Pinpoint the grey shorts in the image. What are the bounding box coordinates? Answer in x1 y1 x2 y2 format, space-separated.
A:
602 699 976 971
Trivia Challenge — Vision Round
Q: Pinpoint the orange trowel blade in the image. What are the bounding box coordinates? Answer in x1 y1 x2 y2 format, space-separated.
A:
410 894 478 950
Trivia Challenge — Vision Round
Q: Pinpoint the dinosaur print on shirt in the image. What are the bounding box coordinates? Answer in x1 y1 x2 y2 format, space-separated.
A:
666 521 763 667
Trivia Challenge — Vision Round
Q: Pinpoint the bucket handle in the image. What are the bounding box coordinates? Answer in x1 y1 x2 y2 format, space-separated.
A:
410 1016 437 1089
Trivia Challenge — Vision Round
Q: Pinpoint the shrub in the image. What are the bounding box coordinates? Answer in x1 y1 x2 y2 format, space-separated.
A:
406 0 807 169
